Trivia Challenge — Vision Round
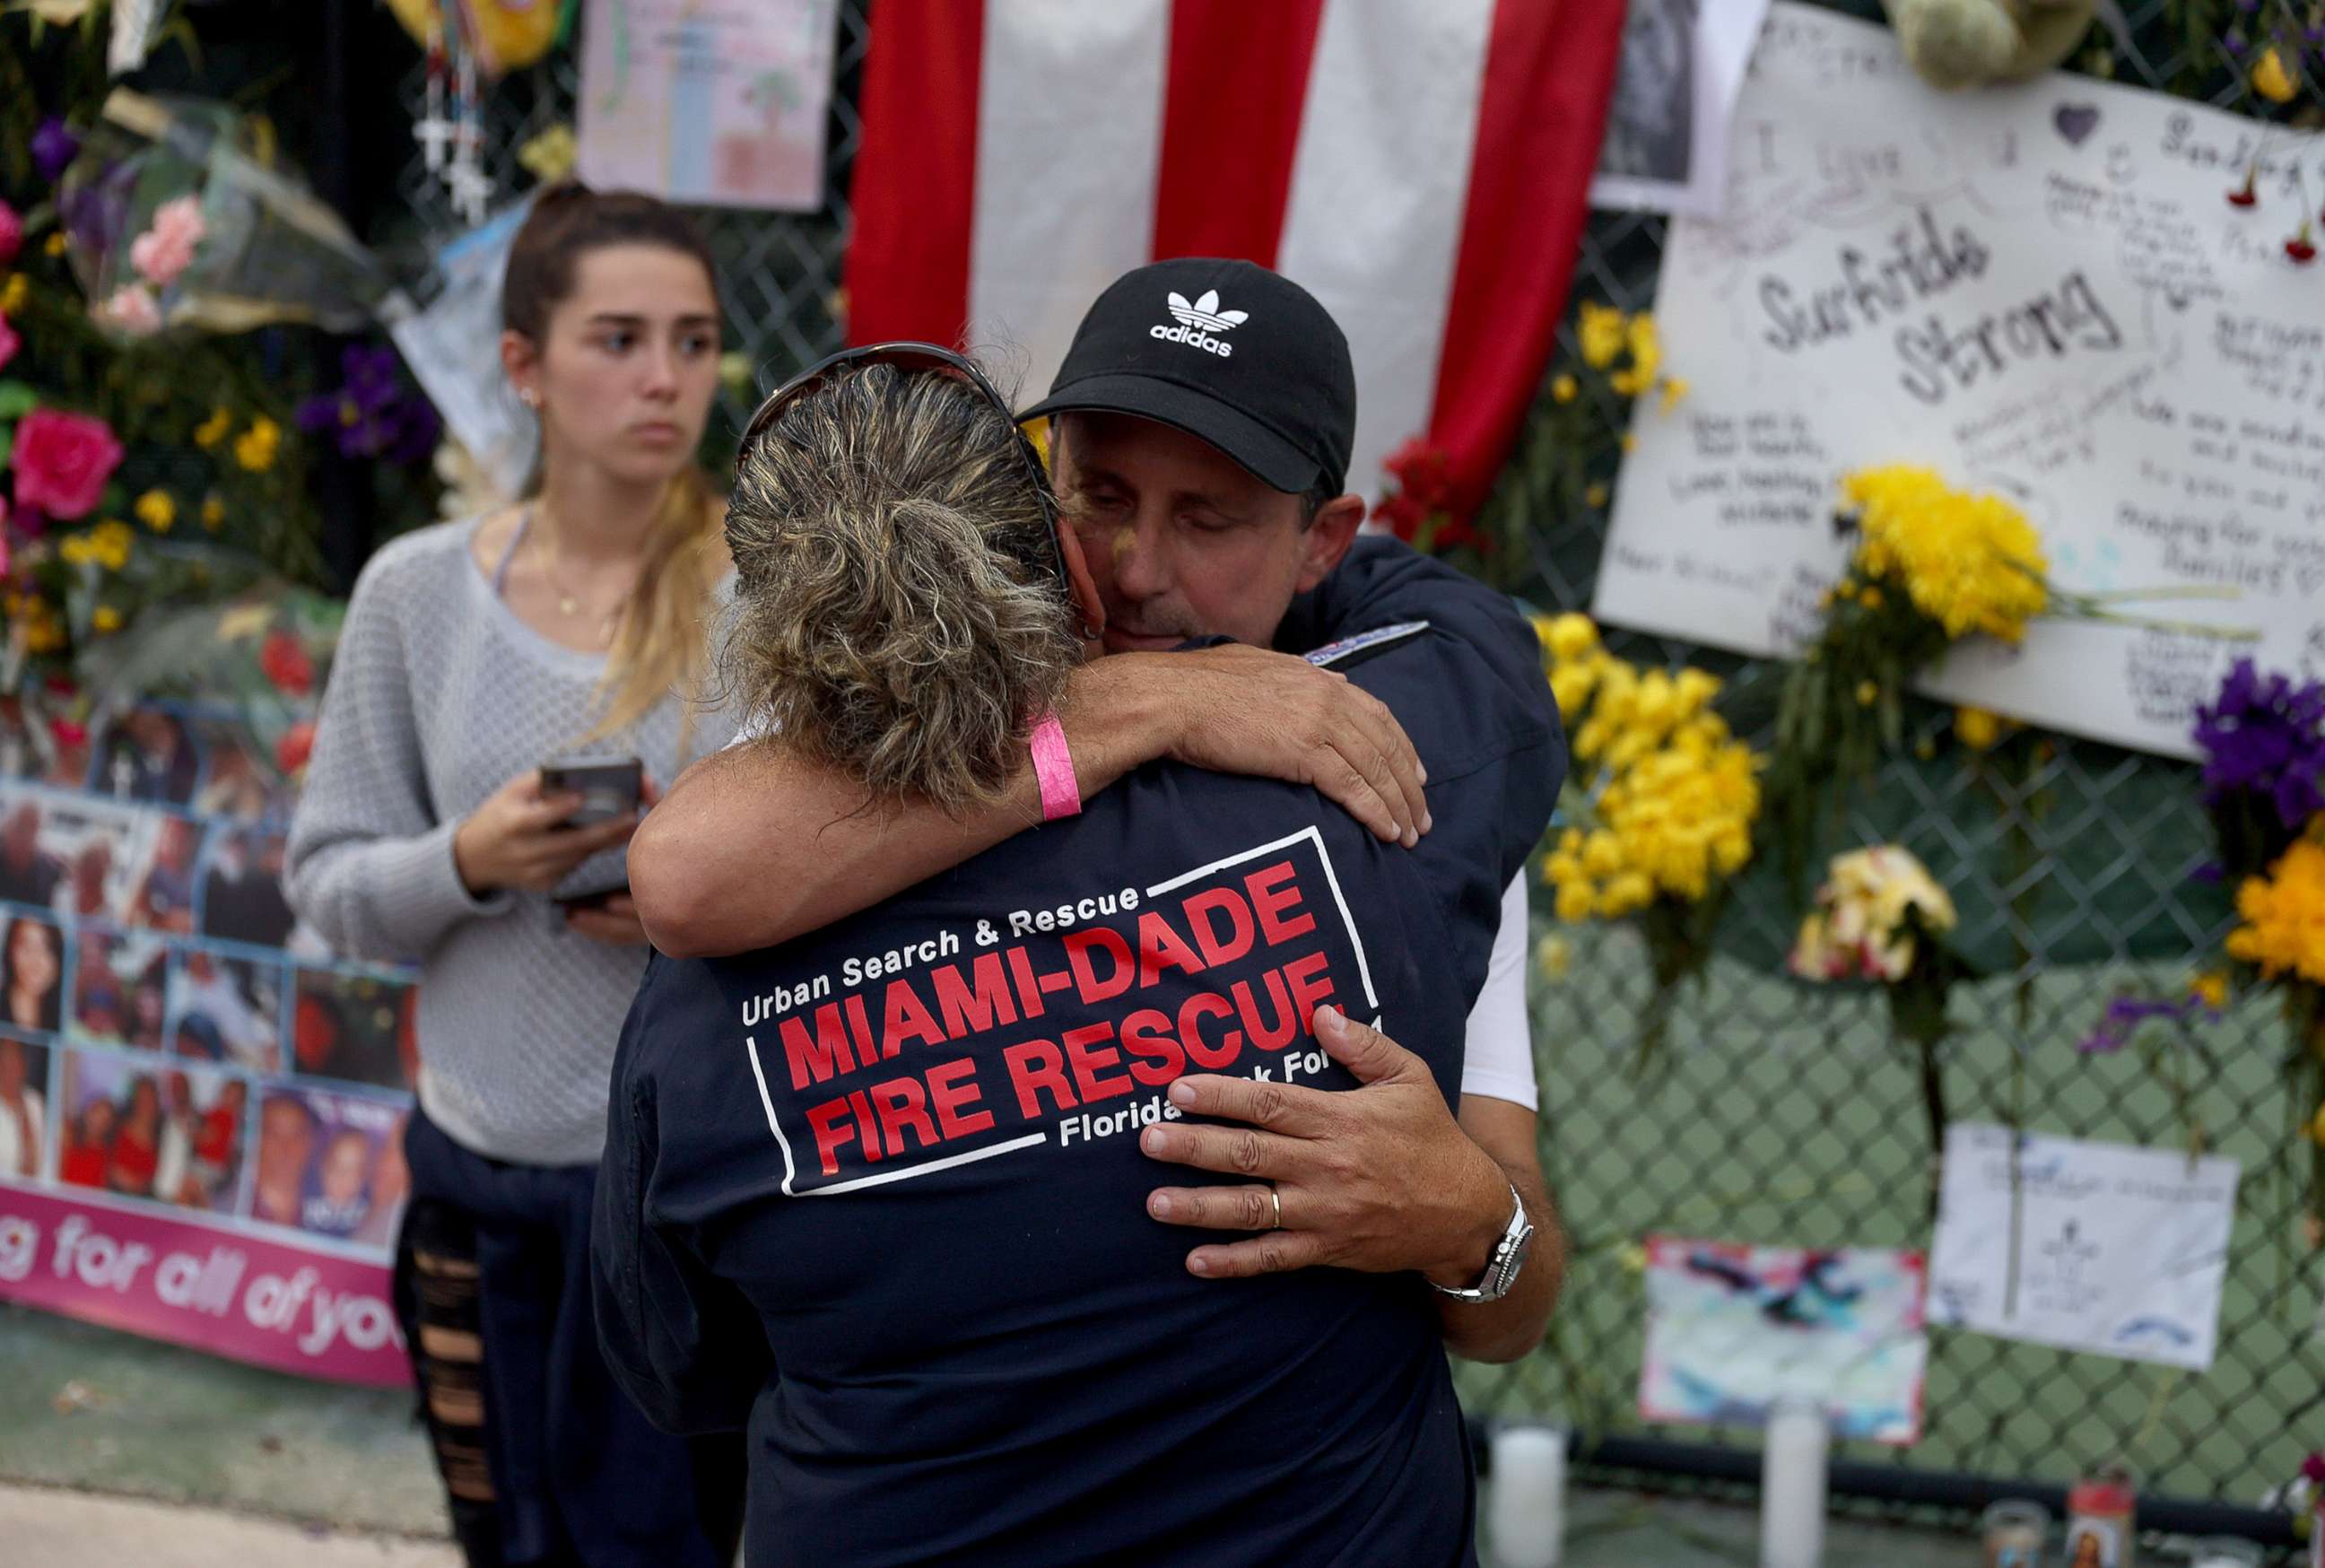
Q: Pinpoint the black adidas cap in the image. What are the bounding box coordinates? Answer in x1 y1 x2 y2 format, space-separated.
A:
1021 257 1356 498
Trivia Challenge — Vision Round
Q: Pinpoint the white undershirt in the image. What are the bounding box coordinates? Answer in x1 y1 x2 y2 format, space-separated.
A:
1460 875 1539 1111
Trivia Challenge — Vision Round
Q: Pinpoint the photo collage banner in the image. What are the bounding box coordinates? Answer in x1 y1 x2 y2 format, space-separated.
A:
0 693 414 1386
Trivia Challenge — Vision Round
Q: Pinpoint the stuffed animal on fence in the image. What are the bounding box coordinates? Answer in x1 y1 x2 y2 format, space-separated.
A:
1880 0 2098 89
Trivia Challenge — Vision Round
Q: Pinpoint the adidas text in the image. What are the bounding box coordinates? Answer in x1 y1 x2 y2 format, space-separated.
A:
1148 322 1234 357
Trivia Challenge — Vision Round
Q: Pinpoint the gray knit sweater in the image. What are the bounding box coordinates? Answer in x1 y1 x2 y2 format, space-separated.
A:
285 518 737 1166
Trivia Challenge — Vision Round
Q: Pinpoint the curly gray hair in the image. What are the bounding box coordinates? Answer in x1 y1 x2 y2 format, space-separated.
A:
721 362 1082 812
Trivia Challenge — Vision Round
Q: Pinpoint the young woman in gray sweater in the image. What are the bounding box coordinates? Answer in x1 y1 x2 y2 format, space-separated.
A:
286 186 742 1567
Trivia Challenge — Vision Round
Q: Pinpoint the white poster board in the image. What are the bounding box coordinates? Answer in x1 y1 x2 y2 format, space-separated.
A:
1591 4 2325 759
1927 1123 2238 1371
576 0 841 213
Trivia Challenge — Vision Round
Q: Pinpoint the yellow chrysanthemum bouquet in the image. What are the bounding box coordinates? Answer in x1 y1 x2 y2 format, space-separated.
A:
1535 610 1759 1070
1766 464 2251 880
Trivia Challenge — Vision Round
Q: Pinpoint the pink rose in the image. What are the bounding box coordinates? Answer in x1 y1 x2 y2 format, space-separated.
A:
0 202 20 270
97 284 161 336
11 409 125 521
0 310 16 374
128 195 205 287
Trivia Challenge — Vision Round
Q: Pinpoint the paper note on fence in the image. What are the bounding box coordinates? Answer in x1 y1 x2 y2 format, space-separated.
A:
1639 1238 1928 1444
1927 1123 2237 1371
1591 2 2325 760
577 0 841 212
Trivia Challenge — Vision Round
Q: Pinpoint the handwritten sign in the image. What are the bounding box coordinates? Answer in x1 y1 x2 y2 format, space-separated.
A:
1592 4 2325 759
1927 1123 2238 1371
576 0 841 212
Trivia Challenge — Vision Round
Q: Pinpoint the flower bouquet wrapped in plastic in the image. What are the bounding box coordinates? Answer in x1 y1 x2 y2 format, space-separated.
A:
57 90 391 344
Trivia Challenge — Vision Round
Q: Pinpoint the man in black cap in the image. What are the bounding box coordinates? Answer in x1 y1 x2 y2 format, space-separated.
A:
632 258 1563 1364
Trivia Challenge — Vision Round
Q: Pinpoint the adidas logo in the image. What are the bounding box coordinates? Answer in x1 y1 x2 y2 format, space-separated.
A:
1150 289 1248 357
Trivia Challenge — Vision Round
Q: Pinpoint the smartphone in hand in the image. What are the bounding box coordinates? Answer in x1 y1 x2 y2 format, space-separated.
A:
540 754 644 828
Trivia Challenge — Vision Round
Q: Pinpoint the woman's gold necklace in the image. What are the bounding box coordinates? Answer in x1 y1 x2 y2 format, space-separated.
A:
531 510 634 646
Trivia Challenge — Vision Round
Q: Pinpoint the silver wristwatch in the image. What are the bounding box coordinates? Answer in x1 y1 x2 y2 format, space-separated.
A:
1430 1183 1534 1303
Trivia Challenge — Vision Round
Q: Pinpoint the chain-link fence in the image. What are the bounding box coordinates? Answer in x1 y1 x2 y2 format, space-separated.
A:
393 0 2320 1540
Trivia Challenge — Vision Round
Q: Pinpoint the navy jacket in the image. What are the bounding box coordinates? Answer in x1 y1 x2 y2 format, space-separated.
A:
593 541 1563 1567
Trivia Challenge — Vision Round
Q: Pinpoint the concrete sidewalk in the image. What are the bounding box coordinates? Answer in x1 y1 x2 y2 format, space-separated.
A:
0 1303 2000 1565
0 1482 457 1567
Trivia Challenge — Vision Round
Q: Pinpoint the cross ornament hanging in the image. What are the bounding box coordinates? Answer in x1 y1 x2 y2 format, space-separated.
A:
447 156 494 225
414 114 457 173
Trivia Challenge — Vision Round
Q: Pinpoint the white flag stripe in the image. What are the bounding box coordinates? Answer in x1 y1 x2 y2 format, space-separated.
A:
969 0 1171 396
1274 0 1496 503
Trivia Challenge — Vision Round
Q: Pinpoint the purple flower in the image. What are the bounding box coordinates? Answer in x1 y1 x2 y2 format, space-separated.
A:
31 118 81 186
2191 658 2325 832
295 344 441 464
2079 993 2206 1055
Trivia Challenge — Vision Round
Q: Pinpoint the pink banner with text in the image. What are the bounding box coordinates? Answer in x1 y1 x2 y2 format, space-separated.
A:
0 1178 405 1386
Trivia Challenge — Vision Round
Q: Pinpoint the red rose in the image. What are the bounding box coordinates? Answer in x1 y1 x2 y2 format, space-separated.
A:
0 311 17 376
10 409 125 521
49 717 87 748
1371 492 1426 543
259 628 314 696
274 719 316 776
0 201 20 269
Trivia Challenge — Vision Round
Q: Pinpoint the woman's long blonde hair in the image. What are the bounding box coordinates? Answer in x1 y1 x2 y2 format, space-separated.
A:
501 183 726 752
722 362 1080 811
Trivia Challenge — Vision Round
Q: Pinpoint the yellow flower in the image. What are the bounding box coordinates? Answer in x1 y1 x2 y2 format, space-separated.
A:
1856 680 1878 707
2225 838 2325 985
517 123 579 184
1549 664 1597 719
1608 314 1662 397
1552 374 1580 404
91 605 123 634
90 519 133 571
2190 970 2229 1011
45 232 67 258
1859 586 1883 610
1659 378 1689 414
0 274 24 315
1554 880 1595 923
194 408 233 449
1581 831 1623 879
1955 706 2006 751
1601 870 1656 915
1534 933 1572 981
134 489 177 533
234 416 282 473
1844 465 2048 643
58 535 95 567
1585 482 1609 509
201 493 226 530
1578 302 1627 370
2252 46 2299 103
1621 431 1639 455
1544 613 1598 664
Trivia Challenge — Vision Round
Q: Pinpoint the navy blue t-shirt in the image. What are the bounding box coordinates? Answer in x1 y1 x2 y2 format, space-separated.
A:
594 544 1562 1568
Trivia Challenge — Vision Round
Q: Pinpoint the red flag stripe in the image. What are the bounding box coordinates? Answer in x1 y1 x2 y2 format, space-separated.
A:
843 0 988 347
1149 0 1328 267
1427 0 1627 515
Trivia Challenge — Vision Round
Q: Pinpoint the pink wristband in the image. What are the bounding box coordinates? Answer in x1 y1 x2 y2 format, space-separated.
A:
1030 709 1081 822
